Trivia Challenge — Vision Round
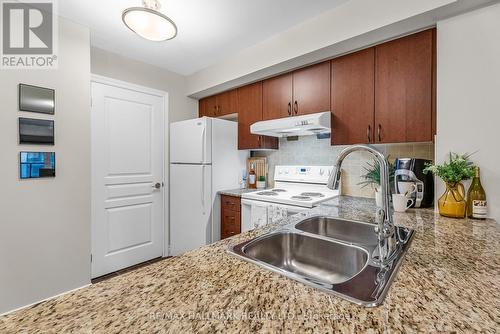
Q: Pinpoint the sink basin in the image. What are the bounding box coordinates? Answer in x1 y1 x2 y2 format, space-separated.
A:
242 232 368 285
295 217 378 246
229 217 414 307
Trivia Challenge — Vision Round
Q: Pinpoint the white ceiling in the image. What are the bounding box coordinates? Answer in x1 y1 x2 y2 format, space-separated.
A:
58 0 349 75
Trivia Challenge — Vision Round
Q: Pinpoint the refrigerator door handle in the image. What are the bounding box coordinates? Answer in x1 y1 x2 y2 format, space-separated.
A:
201 165 205 214
201 125 206 163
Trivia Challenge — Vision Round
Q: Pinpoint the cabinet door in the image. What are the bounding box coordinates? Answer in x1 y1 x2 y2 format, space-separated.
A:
375 29 434 143
292 62 331 115
221 208 241 239
199 96 217 118
216 89 238 116
263 73 292 120
331 48 375 145
237 83 278 150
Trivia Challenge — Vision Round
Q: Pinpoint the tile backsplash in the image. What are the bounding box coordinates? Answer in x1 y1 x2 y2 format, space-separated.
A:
252 136 434 198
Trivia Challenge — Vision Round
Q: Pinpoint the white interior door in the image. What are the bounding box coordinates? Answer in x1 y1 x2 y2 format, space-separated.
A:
170 164 212 255
91 80 165 278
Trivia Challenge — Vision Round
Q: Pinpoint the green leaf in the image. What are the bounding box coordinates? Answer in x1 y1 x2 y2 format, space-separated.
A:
422 152 476 183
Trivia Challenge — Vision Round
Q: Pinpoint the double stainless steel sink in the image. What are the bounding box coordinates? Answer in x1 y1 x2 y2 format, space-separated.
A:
230 216 414 307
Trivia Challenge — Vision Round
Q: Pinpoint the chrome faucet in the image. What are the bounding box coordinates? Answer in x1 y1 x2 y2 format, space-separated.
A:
327 145 398 265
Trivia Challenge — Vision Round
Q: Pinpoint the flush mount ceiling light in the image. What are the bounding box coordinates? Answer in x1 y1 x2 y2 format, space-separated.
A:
122 0 177 41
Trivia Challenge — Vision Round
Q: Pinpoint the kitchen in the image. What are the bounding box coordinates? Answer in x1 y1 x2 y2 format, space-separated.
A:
1 0 499 332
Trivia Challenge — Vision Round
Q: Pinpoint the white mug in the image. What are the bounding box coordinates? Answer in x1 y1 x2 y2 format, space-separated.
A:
398 181 417 197
392 194 414 212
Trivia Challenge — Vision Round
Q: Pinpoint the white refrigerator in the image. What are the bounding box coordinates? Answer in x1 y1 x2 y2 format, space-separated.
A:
170 117 248 255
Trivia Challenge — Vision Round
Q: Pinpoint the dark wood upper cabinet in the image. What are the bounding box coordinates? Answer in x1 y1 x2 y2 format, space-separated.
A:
237 82 278 150
375 29 434 143
200 29 435 147
216 89 238 116
292 62 331 115
331 48 375 145
262 73 293 120
199 96 217 117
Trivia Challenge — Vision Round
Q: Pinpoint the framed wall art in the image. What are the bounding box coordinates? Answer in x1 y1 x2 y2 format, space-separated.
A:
19 117 55 145
19 152 56 179
19 84 55 114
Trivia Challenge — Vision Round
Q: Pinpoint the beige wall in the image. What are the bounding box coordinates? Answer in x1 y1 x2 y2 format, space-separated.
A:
90 47 198 123
186 0 460 96
437 3 500 221
0 18 91 314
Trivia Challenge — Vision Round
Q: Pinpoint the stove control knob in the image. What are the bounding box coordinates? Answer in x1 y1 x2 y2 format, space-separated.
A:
319 169 324 176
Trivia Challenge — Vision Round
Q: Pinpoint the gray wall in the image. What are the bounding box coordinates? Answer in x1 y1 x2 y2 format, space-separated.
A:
437 3 500 221
0 18 91 314
90 47 198 123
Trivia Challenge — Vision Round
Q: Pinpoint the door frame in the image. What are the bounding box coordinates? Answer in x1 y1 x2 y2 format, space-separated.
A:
90 74 170 275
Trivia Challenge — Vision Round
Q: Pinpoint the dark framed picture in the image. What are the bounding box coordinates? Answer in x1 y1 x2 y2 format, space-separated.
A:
19 152 56 179
19 118 55 145
19 83 55 114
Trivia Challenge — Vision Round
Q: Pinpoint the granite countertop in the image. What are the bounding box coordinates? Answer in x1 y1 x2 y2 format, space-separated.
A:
1 197 499 333
218 188 261 197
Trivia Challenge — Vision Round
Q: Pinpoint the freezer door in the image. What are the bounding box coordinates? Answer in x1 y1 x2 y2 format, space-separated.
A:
170 117 212 164
170 164 212 255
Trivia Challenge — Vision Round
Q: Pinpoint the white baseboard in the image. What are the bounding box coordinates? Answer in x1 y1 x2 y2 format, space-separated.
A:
0 284 91 317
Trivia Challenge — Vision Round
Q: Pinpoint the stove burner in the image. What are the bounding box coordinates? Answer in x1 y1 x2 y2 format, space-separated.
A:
290 195 312 201
257 191 278 196
300 192 325 198
272 189 287 193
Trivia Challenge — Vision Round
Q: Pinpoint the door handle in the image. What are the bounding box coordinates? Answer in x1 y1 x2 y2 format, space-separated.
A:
294 101 298 115
377 124 382 142
201 165 205 214
201 125 206 163
367 125 371 143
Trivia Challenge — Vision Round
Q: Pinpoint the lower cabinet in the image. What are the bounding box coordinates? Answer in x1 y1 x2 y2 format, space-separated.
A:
221 195 241 239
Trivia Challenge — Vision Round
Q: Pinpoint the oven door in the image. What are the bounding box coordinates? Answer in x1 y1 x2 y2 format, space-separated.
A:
240 199 310 233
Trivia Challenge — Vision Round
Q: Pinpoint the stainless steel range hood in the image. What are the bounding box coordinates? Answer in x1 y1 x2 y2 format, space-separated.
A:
250 111 331 138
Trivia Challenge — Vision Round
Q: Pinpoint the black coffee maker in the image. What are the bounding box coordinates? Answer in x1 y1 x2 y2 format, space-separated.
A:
394 158 434 208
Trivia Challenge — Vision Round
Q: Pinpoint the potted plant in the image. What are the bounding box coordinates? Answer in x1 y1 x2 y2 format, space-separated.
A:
256 175 266 189
359 158 395 207
423 152 475 218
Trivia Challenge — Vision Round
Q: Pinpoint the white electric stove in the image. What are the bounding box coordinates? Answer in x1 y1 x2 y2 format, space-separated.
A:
241 166 340 232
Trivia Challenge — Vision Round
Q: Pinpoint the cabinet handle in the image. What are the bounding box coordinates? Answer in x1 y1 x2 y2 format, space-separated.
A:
258 136 262 147
377 124 382 142
367 125 371 143
287 102 292 116
294 101 298 115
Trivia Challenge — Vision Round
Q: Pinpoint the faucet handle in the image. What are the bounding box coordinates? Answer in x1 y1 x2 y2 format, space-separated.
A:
327 166 341 190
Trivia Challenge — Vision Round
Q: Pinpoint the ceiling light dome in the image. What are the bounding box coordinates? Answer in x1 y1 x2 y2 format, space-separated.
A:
122 0 177 41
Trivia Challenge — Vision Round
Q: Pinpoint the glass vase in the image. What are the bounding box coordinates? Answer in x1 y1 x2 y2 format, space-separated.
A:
438 182 466 218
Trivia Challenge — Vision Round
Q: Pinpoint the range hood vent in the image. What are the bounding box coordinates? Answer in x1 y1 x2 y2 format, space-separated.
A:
250 111 331 138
